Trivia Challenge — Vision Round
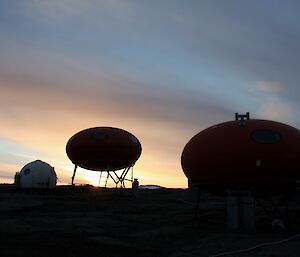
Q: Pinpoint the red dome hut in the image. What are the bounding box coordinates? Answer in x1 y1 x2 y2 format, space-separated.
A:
66 127 142 187
182 116 300 192
182 113 300 230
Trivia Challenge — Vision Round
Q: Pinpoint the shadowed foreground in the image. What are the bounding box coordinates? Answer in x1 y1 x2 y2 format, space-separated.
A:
0 186 300 257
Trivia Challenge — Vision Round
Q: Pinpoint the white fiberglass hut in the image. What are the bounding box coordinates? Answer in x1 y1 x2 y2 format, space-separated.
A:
19 160 57 188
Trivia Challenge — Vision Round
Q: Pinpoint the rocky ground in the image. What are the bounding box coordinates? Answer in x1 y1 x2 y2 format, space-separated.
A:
0 186 300 257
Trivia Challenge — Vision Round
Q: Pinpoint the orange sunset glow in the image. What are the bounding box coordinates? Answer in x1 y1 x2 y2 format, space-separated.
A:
1 1 300 188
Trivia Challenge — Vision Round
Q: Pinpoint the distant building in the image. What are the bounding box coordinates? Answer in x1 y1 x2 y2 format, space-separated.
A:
18 160 57 188
139 185 164 189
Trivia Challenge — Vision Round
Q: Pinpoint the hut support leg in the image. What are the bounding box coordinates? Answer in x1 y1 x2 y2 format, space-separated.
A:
98 171 102 187
255 190 297 230
194 188 202 219
111 167 131 188
71 165 77 186
105 171 110 188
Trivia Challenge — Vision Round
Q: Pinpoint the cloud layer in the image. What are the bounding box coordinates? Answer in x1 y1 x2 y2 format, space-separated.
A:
1 1 300 186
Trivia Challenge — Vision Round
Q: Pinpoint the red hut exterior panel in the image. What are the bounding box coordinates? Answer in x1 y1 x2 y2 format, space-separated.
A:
66 127 142 171
181 120 300 186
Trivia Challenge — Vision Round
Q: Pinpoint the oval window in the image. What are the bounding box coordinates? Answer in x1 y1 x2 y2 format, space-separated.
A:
91 132 107 141
251 130 281 144
129 135 138 143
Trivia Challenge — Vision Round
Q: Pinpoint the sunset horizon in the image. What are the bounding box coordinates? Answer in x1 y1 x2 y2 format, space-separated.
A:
1 1 300 188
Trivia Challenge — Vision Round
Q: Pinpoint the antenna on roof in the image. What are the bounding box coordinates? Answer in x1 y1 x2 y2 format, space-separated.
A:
235 112 250 126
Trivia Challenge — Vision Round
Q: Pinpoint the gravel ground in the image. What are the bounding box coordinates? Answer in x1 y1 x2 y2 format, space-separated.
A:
0 186 300 257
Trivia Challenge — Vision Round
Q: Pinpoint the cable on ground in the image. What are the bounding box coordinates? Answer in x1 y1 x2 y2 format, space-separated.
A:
209 233 300 257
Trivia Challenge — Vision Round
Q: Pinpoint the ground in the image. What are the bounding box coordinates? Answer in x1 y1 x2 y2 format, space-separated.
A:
0 186 300 257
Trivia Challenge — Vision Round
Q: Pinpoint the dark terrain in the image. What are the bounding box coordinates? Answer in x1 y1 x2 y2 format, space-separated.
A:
0 186 300 257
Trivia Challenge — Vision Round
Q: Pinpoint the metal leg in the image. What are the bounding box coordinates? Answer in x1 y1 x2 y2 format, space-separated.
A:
71 165 77 186
254 187 299 231
105 172 109 188
98 171 102 187
120 167 131 188
194 188 202 219
112 170 120 187
103 166 134 188
111 167 131 188
256 198 274 218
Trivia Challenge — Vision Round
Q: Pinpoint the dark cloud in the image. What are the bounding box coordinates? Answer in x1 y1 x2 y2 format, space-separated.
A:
167 1 300 103
2 0 300 186
2 1 299 126
0 64 233 131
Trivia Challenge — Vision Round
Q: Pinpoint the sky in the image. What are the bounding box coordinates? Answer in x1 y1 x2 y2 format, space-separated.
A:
1 0 300 188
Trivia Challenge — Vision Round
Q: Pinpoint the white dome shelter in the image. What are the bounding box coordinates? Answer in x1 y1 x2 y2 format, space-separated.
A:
19 160 57 188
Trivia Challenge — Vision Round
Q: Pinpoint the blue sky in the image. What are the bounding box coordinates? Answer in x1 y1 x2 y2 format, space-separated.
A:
1 1 300 187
